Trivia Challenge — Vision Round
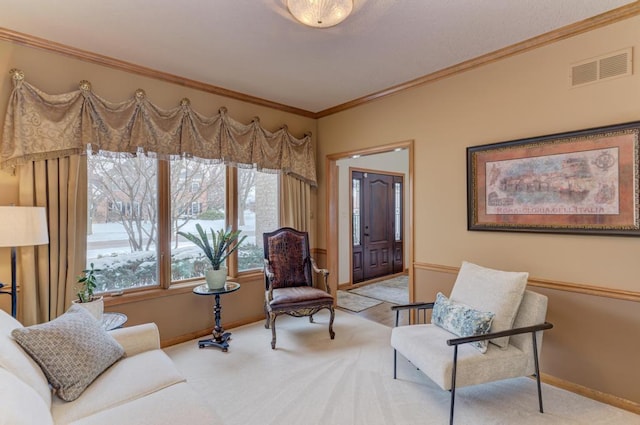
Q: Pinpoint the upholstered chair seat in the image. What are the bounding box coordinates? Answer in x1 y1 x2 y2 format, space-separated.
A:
268 287 334 309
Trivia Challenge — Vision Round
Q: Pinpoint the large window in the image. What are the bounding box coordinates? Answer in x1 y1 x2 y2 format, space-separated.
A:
87 155 278 294
237 168 279 271
87 154 159 293
170 159 226 282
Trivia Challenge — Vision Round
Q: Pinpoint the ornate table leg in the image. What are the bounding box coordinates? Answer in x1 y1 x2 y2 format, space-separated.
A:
198 293 232 352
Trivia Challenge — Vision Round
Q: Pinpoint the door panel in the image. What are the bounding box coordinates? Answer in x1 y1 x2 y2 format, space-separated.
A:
363 174 393 280
352 249 363 282
352 171 402 283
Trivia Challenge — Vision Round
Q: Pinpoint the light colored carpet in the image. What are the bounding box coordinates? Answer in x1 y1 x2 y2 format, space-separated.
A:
350 275 409 305
165 311 639 425
337 290 383 312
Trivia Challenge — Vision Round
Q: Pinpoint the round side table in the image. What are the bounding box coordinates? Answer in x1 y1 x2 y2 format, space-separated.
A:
193 282 240 352
101 312 128 331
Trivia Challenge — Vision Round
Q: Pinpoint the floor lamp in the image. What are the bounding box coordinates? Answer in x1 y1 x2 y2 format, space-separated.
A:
0 206 49 318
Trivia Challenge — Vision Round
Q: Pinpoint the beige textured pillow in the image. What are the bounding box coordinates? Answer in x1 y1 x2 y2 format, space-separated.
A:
11 305 124 401
450 261 528 348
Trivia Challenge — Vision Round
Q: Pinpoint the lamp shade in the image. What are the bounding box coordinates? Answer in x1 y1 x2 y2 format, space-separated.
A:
0 206 49 247
288 0 353 28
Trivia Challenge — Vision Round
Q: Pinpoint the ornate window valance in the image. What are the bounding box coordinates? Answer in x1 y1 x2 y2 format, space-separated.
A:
1 69 317 186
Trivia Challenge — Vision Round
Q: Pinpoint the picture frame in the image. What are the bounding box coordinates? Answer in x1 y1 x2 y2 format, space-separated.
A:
467 120 640 236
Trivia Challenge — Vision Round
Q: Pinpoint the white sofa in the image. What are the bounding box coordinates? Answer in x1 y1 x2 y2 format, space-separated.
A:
0 309 220 425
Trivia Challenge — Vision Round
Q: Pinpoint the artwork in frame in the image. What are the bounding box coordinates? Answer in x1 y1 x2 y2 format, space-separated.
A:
467 121 640 236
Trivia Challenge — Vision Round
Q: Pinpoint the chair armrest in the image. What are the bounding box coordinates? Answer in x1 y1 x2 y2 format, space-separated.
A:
264 259 275 300
263 259 275 280
391 302 435 326
446 322 554 346
310 258 329 276
391 302 434 312
109 323 161 356
310 258 331 294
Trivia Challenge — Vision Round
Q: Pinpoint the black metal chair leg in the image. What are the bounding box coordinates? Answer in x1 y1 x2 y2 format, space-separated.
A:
393 349 397 379
532 331 544 413
450 345 458 425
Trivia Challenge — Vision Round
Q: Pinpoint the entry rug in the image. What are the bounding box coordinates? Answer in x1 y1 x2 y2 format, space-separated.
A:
350 275 409 305
337 290 382 312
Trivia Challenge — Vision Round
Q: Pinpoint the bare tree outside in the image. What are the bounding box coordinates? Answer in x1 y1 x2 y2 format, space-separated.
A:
86 154 159 290
91 154 157 252
237 168 255 226
87 168 108 236
237 168 279 271
88 155 226 252
170 159 225 248
169 159 227 281
87 154 278 291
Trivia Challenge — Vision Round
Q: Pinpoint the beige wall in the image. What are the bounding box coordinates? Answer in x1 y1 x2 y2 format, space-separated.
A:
316 16 640 404
0 39 316 341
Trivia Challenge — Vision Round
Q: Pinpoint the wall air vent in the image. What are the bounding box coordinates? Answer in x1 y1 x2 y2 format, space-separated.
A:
570 48 632 88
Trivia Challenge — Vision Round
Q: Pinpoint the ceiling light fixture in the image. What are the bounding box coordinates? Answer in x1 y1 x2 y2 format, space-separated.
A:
287 0 353 28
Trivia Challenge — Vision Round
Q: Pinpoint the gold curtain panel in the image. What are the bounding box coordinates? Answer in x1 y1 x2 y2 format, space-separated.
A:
1 69 317 186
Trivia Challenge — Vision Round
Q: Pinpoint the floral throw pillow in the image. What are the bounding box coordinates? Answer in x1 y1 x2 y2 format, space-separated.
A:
431 292 495 353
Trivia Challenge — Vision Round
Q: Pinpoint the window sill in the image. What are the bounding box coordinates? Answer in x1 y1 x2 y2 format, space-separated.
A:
103 282 201 307
103 271 264 307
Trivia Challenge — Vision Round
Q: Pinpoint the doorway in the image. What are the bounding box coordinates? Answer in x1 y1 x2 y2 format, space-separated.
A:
351 170 404 283
327 140 413 301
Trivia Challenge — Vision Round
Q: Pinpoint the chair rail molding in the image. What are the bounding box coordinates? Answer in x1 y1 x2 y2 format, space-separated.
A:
413 262 640 302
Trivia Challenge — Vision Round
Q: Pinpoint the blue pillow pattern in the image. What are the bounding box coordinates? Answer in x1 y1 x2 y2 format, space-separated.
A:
431 292 495 353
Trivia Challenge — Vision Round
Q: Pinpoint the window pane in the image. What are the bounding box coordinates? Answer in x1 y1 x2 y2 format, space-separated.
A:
352 178 361 246
238 169 279 271
87 153 158 293
394 182 402 241
170 159 226 281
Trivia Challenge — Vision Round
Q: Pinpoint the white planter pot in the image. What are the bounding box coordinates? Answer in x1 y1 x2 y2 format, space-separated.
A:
72 296 104 321
206 267 228 290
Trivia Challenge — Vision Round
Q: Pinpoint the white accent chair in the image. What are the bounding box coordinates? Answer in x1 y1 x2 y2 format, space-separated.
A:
390 262 553 425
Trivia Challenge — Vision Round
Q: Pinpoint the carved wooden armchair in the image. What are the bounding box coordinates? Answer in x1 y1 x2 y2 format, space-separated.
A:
263 227 335 349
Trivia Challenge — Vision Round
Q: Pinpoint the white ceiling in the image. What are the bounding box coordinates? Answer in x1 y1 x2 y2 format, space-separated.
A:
0 0 635 114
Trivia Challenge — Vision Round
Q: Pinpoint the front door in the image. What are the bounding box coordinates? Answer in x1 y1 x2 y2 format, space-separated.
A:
352 170 403 283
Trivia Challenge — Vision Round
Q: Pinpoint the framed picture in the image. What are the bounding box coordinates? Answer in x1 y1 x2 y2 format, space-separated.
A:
467 120 640 236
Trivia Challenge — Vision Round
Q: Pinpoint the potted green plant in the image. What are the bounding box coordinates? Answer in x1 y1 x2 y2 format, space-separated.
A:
72 262 104 321
178 224 246 289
